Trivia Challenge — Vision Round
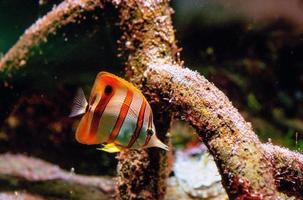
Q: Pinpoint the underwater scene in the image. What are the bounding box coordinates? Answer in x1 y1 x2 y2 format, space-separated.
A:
0 0 302 199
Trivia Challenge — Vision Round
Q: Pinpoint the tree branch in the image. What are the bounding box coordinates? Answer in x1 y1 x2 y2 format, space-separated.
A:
0 153 225 199
262 143 303 197
0 0 303 199
0 0 103 74
114 0 179 199
0 153 114 200
143 64 298 199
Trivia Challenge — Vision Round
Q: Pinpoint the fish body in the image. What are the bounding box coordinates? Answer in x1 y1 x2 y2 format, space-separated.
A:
70 72 168 153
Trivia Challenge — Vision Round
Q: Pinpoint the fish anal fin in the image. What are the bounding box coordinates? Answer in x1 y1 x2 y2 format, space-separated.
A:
97 143 122 153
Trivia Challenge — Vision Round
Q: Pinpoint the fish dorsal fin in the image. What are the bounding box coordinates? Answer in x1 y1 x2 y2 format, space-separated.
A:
69 88 88 117
97 143 122 153
144 133 169 151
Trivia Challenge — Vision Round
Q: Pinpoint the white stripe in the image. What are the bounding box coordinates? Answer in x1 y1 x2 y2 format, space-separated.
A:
117 91 143 146
128 92 143 121
86 94 101 137
130 99 151 148
96 88 127 143
140 102 150 135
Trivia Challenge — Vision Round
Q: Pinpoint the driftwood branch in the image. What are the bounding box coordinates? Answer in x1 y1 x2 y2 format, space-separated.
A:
0 153 210 200
0 192 46 200
142 64 301 199
0 0 103 74
262 143 303 197
0 153 114 200
114 0 179 199
0 0 303 199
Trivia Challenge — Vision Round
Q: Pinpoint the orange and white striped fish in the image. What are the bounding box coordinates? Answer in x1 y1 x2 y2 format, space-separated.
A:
70 71 168 153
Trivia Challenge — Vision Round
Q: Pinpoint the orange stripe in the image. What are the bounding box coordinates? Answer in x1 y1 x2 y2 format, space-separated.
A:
88 91 115 142
127 100 146 148
75 112 90 143
107 89 133 143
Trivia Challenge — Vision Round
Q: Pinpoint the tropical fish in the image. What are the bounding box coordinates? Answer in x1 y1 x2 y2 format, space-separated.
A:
70 71 168 153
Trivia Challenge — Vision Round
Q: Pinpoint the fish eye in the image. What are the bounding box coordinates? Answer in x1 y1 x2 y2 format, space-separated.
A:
104 85 112 95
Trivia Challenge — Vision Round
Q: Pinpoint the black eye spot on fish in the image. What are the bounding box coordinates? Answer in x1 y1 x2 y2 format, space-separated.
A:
104 85 112 95
147 129 153 136
144 129 153 146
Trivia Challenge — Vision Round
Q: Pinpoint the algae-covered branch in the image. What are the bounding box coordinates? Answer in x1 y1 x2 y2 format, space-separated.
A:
0 0 302 199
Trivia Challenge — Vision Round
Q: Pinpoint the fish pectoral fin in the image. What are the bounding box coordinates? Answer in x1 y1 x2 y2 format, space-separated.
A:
69 88 88 117
97 143 122 153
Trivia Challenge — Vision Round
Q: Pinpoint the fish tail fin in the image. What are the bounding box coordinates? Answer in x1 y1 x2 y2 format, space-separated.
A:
145 134 169 151
97 143 122 153
69 88 88 117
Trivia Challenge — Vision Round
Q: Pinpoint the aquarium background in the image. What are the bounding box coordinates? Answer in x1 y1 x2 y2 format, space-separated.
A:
0 0 302 178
